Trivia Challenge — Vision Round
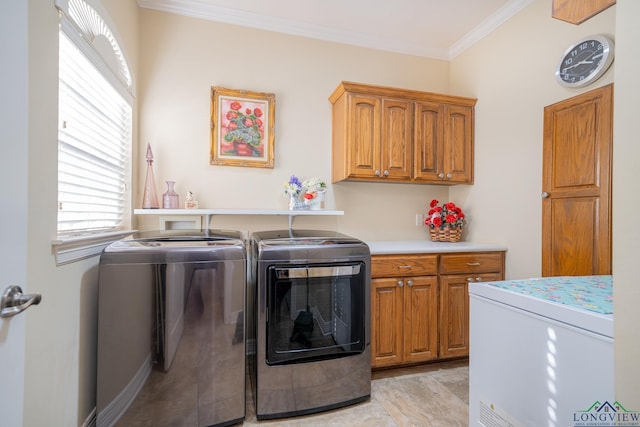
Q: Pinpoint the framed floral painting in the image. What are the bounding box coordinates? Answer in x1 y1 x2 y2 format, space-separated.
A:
210 86 276 168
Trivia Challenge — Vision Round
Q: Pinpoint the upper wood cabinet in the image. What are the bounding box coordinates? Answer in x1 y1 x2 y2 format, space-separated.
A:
329 82 476 185
414 101 474 184
552 0 615 25
337 93 412 181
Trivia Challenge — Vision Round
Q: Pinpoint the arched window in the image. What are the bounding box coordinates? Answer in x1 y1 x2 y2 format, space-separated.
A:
55 0 133 236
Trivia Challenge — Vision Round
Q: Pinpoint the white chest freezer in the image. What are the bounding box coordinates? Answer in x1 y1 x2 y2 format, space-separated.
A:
469 275 614 427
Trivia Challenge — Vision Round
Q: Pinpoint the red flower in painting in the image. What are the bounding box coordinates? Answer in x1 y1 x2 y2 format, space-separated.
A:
222 100 265 154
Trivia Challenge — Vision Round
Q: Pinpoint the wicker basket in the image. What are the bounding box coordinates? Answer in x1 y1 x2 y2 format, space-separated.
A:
429 226 462 242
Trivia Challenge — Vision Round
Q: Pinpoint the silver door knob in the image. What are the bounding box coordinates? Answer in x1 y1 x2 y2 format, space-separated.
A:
446 173 452 179
375 170 381 176
438 173 445 179
1 285 42 318
383 170 389 177
407 280 413 287
397 280 404 287
541 192 550 198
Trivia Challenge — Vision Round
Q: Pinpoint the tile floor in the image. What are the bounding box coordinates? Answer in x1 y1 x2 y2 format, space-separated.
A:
241 359 469 426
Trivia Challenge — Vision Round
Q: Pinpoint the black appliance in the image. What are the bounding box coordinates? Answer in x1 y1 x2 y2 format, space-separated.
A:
248 229 371 420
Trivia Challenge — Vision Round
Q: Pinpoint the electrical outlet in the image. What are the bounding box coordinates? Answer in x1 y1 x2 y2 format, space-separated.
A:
415 213 423 226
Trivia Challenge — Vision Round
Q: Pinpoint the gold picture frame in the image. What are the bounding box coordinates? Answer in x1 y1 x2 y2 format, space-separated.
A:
210 86 275 168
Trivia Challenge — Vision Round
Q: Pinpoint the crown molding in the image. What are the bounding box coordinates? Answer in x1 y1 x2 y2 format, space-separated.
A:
449 0 535 59
138 0 533 60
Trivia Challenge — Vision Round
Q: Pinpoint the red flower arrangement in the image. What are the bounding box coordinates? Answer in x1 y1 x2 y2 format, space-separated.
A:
424 199 465 229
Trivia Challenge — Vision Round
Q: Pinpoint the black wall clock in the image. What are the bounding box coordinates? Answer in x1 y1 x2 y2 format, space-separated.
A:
555 35 614 88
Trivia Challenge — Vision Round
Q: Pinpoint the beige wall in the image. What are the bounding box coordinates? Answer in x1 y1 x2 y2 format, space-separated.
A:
613 0 640 410
19 0 638 425
450 0 615 279
136 9 451 241
23 0 138 426
450 0 639 410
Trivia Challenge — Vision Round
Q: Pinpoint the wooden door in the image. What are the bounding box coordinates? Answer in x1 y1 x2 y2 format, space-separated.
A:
542 84 613 276
347 94 381 179
370 277 403 368
403 276 438 363
381 98 412 180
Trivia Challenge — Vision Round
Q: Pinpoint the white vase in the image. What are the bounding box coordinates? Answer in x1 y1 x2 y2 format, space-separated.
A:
289 194 307 210
312 189 325 210
303 189 325 210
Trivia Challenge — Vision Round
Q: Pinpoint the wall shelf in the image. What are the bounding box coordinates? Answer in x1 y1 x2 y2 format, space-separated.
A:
133 208 345 230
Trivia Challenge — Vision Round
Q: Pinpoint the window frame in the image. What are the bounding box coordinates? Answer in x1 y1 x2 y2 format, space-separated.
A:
53 0 135 265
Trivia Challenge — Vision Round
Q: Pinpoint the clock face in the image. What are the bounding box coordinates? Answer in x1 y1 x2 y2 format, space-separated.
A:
555 35 614 88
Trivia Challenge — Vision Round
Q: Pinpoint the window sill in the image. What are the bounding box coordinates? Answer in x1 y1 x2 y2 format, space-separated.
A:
52 230 136 266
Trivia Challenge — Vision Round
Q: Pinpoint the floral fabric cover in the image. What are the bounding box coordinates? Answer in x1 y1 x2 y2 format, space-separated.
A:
485 275 612 314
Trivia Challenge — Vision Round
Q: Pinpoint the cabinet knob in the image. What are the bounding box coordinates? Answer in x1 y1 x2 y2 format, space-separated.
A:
446 173 452 179
397 280 404 287
476 277 482 282
407 280 413 287
541 191 550 198
383 170 389 177
467 277 474 282
375 170 381 177
438 172 445 179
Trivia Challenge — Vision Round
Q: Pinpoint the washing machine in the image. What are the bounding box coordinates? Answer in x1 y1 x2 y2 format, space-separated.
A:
96 230 246 427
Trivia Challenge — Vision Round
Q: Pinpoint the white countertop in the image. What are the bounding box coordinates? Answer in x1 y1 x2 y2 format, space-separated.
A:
365 240 507 255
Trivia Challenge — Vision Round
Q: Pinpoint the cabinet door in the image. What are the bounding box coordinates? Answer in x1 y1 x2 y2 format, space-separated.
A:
371 277 404 368
439 272 502 359
439 274 470 359
347 94 381 179
414 102 473 184
442 104 473 184
413 101 443 181
403 276 438 364
381 98 413 180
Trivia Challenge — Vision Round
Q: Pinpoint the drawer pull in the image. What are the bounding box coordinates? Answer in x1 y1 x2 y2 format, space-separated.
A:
398 265 412 269
397 280 404 287
466 262 481 266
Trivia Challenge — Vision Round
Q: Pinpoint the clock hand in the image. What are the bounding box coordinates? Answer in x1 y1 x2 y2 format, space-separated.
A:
562 60 593 71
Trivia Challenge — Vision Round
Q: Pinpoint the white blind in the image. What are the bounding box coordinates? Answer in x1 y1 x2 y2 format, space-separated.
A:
57 32 131 234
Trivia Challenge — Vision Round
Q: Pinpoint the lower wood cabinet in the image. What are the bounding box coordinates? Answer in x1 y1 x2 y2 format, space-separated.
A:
371 275 438 368
371 251 505 368
439 272 502 359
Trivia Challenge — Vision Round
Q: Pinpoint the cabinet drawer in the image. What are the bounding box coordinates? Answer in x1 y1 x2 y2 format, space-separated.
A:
439 252 504 274
372 254 438 278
